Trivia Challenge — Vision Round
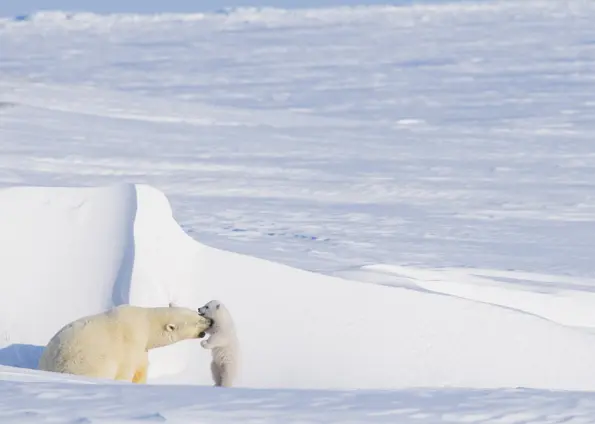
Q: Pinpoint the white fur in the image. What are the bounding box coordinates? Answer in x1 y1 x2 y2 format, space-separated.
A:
38 304 212 383
198 300 240 388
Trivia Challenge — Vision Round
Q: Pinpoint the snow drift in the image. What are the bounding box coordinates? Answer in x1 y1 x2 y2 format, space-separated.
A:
2 183 595 390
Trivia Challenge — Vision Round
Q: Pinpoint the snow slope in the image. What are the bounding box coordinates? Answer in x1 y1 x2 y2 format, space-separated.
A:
6 183 595 391
2 0 595 422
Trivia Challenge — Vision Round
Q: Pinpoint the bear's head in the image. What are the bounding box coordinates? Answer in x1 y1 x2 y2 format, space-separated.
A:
147 305 213 349
197 299 233 329
197 299 222 318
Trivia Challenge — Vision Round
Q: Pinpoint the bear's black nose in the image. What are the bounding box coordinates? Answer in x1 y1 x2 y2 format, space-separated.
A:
198 331 206 339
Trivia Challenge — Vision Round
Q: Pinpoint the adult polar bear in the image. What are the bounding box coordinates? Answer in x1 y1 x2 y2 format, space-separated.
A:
38 303 212 383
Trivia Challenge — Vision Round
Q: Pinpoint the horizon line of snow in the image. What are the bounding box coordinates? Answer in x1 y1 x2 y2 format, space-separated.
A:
1 1 587 28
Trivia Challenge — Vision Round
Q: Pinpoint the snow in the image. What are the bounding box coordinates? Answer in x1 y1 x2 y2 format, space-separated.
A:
5 382 595 424
7 182 595 392
2 0 595 422
0 0 490 18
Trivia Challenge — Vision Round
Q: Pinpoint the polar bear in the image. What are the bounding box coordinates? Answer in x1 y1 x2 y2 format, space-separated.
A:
198 299 240 388
37 303 212 383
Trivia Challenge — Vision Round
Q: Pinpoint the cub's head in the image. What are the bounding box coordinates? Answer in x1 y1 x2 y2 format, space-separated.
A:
197 299 222 318
198 299 230 324
148 304 213 349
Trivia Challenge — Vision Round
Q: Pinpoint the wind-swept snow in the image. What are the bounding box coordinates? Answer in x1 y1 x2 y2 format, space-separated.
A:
336 264 595 330
4 183 595 391
2 0 595 422
3 1 595 277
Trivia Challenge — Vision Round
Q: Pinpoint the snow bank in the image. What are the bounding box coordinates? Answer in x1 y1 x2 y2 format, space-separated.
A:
0 185 137 360
3 184 595 390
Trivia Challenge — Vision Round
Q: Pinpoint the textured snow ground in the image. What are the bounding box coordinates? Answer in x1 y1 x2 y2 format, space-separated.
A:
2 0 595 422
4 380 595 424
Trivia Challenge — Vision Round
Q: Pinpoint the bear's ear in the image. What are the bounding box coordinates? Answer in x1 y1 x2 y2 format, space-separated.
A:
165 323 176 332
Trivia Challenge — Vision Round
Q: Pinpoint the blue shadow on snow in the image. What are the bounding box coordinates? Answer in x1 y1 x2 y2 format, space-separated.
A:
0 343 44 369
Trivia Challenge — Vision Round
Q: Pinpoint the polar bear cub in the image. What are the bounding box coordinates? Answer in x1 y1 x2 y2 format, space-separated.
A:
198 299 240 388
38 304 213 383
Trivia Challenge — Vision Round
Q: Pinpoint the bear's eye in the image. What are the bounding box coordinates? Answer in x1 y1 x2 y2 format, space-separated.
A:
165 323 176 332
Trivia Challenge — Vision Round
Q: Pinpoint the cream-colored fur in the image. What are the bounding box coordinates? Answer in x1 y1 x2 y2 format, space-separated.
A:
37 304 212 383
198 300 240 388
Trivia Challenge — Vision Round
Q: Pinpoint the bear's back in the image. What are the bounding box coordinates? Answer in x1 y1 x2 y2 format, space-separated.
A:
39 306 147 370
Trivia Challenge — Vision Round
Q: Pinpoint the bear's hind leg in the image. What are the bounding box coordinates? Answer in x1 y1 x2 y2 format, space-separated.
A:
210 361 223 387
219 364 234 388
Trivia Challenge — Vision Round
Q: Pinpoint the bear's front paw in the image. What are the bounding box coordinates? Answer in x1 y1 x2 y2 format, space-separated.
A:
201 340 209 349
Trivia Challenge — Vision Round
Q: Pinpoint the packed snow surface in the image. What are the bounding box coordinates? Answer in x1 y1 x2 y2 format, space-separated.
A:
2 0 595 422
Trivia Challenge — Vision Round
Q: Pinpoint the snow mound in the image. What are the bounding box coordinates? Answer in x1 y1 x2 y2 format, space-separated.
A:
3 184 595 390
